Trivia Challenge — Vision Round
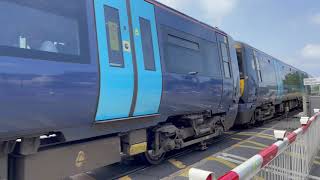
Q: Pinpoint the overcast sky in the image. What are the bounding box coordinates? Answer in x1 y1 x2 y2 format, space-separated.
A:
156 0 320 77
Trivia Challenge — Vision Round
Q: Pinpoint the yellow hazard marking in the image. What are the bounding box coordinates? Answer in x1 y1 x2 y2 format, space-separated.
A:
233 144 264 150
119 176 132 180
253 176 265 180
237 132 275 140
257 127 274 131
206 156 238 169
134 28 140 36
75 151 86 168
168 159 187 169
232 138 243 141
314 160 320 165
242 140 268 148
178 167 191 177
239 131 274 137
129 142 147 156
240 79 245 96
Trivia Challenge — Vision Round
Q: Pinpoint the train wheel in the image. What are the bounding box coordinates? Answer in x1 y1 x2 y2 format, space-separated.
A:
141 150 166 165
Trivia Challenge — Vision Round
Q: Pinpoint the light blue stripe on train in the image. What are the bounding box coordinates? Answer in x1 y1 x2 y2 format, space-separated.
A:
130 0 163 116
95 0 135 121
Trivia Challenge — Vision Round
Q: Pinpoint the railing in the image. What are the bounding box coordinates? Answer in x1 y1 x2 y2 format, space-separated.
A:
189 109 320 180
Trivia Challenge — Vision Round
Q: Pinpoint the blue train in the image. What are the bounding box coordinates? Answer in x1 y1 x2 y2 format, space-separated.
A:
0 0 307 178
235 42 307 126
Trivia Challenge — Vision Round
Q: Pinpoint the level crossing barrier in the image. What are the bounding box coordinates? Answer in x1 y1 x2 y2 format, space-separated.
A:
189 109 320 180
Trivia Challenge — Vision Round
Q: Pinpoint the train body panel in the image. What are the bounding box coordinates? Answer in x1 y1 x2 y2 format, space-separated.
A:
0 0 99 140
154 4 239 120
0 0 238 142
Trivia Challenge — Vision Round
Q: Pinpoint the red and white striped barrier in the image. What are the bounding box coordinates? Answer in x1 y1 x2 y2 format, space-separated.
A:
189 110 320 180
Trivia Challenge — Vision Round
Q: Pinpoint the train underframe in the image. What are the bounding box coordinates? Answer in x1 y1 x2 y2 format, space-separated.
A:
0 99 302 179
142 112 227 164
0 110 231 179
237 98 302 127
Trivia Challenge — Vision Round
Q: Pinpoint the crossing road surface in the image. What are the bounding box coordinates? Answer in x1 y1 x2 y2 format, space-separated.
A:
69 113 320 180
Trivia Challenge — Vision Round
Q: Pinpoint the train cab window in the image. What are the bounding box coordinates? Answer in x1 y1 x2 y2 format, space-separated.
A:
236 48 244 79
220 42 231 78
0 0 90 63
140 17 156 71
104 6 124 67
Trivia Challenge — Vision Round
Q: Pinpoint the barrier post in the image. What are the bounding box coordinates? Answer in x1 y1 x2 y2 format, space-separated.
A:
189 110 320 180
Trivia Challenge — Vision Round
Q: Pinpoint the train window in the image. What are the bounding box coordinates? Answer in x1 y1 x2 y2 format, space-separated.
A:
0 0 90 63
166 37 202 75
223 61 231 78
168 35 200 51
220 42 231 78
104 6 124 67
163 26 220 77
140 17 156 71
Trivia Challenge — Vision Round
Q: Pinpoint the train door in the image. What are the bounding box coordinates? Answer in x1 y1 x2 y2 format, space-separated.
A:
217 34 234 112
128 0 162 116
274 60 284 103
94 0 162 121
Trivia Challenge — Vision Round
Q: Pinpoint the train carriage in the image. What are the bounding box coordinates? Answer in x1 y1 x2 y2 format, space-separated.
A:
0 0 241 178
235 42 307 125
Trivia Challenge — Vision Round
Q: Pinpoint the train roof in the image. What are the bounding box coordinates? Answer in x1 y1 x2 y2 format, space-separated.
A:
145 0 228 36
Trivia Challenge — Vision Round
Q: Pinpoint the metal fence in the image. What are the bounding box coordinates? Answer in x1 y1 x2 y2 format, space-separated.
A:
189 110 320 180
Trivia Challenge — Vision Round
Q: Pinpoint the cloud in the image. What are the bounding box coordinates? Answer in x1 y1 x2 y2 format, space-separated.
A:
291 44 320 76
301 44 320 59
311 13 320 25
156 0 238 26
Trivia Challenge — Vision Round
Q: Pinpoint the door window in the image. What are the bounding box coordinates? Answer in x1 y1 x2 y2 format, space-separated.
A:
139 17 156 71
104 5 124 67
220 42 231 78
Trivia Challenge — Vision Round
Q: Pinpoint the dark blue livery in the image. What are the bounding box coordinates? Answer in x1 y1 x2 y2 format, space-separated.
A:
0 0 308 176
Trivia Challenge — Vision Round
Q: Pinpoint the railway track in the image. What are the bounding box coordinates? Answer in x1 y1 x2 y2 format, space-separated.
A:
73 109 302 180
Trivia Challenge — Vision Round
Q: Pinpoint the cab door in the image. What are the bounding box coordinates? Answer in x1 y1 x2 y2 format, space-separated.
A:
217 33 234 111
94 0 162 121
